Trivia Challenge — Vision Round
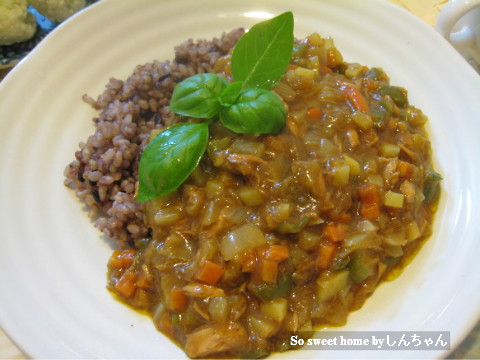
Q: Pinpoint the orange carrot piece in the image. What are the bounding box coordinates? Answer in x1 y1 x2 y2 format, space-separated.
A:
308 107 322 121
115 272 136 298
358 184 381 219
346 87 369 112
256 245 290 283
323 223 348 243
397 160 413 178
196 260 225 285
108 250 122 268
363 77 378 91
263 245 290 263
170 288 188 312
258 259 278 283
338 81 369 113
316 242 337 269
360 202 380 220
358 183 380 205
109 249 136 269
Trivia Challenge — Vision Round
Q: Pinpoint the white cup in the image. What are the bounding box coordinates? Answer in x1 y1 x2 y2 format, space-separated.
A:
436 0 480 69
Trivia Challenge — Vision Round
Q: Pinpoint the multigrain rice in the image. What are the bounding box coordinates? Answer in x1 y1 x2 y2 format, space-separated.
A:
64 29 245 248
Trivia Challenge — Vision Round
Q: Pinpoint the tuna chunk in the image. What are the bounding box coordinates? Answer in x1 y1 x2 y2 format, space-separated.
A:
185 322 248 358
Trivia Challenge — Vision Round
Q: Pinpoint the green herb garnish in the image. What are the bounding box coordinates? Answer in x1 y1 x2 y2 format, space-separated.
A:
219 88 286 134
137 122 209 202
169 73 229 118
138 12 294 202
231 11 294 90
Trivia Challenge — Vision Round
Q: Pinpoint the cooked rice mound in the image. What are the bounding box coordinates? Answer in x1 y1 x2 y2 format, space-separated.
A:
64 29 245 248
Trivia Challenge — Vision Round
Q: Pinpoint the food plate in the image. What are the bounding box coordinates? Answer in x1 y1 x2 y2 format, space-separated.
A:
0 0 479 358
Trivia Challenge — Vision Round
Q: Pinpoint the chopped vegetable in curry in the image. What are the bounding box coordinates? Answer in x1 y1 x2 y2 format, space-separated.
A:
106 16 441 360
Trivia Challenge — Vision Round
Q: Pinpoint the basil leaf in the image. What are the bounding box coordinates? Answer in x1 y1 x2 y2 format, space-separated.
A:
231 11 294 90
169 73 228 118
137 122 209 202
220 89 286 134
218 81 243 107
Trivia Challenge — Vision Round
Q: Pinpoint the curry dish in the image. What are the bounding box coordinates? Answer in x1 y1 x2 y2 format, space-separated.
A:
100 32 439 358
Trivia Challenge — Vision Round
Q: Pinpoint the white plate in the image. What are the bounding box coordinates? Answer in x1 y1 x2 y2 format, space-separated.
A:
1 0 479 358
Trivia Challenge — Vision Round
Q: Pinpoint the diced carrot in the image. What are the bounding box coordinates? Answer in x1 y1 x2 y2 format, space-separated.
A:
241 249 257 273
115 272 136 298
358 183 380 205
108 248 136 269
346 87 369 112
108 250 122 268
338 81 369 113
316 242 337 269
323 223 348 243
363 77 378 91
250 245 290 283
196 260 225 285
358 184 381 219
360 202 380 220
397 160 413 178
263 244 290 263
257 259 278 283
308 107 322 121
170 288 188 312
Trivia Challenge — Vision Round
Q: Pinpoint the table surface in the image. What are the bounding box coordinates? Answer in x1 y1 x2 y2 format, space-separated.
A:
1 0 479 359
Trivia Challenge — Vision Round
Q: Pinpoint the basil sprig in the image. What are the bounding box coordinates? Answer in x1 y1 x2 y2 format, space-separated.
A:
219 88 286 134
138 12 294 202
231 10 294 90
169 73 229 118
137 123 209 202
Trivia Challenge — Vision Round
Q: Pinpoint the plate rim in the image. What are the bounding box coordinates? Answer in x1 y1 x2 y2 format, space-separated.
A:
1 0 480 358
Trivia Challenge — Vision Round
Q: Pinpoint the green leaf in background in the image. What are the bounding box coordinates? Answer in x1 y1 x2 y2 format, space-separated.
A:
169 73 229 118
137 122 209 202
220 88 286 134
231 11 294 90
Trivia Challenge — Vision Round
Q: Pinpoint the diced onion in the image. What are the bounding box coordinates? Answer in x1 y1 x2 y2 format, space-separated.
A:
261 298 288 323
332 161 350 187
220 224 267 260
384 190 404 208
209 297 230 323
249 315 279 338
316 270 350 303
